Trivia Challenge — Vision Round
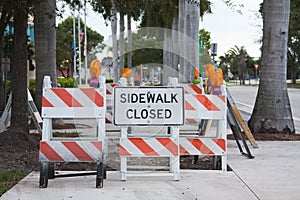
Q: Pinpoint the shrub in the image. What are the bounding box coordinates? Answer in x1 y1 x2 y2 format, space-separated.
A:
57 77 77 88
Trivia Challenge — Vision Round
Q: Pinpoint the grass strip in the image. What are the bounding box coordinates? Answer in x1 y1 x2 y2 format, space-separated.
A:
0 171 26 196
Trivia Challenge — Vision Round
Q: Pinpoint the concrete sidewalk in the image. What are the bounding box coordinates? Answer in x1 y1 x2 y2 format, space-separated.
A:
227 140 300 200
1 140 300 200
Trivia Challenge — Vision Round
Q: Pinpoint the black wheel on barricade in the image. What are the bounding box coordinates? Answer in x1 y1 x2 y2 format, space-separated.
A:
39 162 49 188
96 162 104 188
48 162 55 179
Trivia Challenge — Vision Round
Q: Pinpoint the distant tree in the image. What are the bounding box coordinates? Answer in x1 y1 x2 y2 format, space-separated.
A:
219 46 250 84
248 0 295 134
227 46 249 84
199 28 212 76
199 29 211 53
56 17 105 78
126 31 163 67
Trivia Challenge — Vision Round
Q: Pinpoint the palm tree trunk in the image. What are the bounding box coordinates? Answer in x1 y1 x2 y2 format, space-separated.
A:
184 0 200 83
11 1 28 132
162 30 171 85
111 0 118 82
127 14 132 69
183 3 192 82
248 0 295 134
33 0 57 111
190 0 200 81
178 0 185 83
172 15 179 75
163 15 179 85
119 11 125 70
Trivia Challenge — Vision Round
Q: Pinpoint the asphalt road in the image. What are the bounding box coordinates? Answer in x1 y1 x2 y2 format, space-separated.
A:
227 86 300 133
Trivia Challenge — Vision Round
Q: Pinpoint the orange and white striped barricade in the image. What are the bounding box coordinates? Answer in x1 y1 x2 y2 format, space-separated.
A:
179 83 203 95
181 92 227 171
105 79 134 132
179 83 203 125
106 78 134 124
105 83 119 124
39 76 106 188
115 77 184 181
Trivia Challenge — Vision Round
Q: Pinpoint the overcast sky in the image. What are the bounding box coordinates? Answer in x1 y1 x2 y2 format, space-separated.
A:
200 0 263 59
59 0 263 60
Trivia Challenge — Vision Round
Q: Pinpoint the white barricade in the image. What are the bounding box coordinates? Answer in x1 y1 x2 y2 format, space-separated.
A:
179 83 203 95
179 83 203 124
39 76 106 188
180 90 227 171
105 83 118 124
115 77 183 181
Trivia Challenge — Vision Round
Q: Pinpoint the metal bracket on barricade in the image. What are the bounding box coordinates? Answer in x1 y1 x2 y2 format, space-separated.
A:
39 75 107 188
115 77 183 181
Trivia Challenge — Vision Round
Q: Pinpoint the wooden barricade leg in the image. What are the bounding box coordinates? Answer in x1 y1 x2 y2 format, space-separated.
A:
119 78 128 181
98 76 107 185
96 118 105 187
217 119 227 171
171 126 180 181
39 118 52 188
120 127 128 181
168 77 180 180
96 161 104 188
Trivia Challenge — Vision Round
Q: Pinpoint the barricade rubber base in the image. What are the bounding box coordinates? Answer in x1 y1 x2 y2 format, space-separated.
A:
39 162 49 188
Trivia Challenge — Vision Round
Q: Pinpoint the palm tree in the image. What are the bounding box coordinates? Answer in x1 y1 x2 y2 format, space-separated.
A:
179 0 212 82
125 0 145 69
186 0 200 82
227 46 249 84
248 0 295 134
33 0 57 111
11 0 29 132
110 0 119 82
127 13 132 69
116 0 129 72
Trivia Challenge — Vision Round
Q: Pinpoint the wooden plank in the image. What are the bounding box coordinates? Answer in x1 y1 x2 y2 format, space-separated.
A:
226 88 258 148
230 106 259 148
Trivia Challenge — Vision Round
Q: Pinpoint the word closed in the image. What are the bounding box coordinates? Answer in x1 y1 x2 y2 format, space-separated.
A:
113 87 184 126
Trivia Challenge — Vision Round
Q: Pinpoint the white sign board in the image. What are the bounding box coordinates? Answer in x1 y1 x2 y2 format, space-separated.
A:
113 87 184 126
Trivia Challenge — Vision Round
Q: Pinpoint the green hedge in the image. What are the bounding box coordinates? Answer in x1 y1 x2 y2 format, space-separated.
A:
4 78 77 100
57 77 77 88
4 80 35 96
